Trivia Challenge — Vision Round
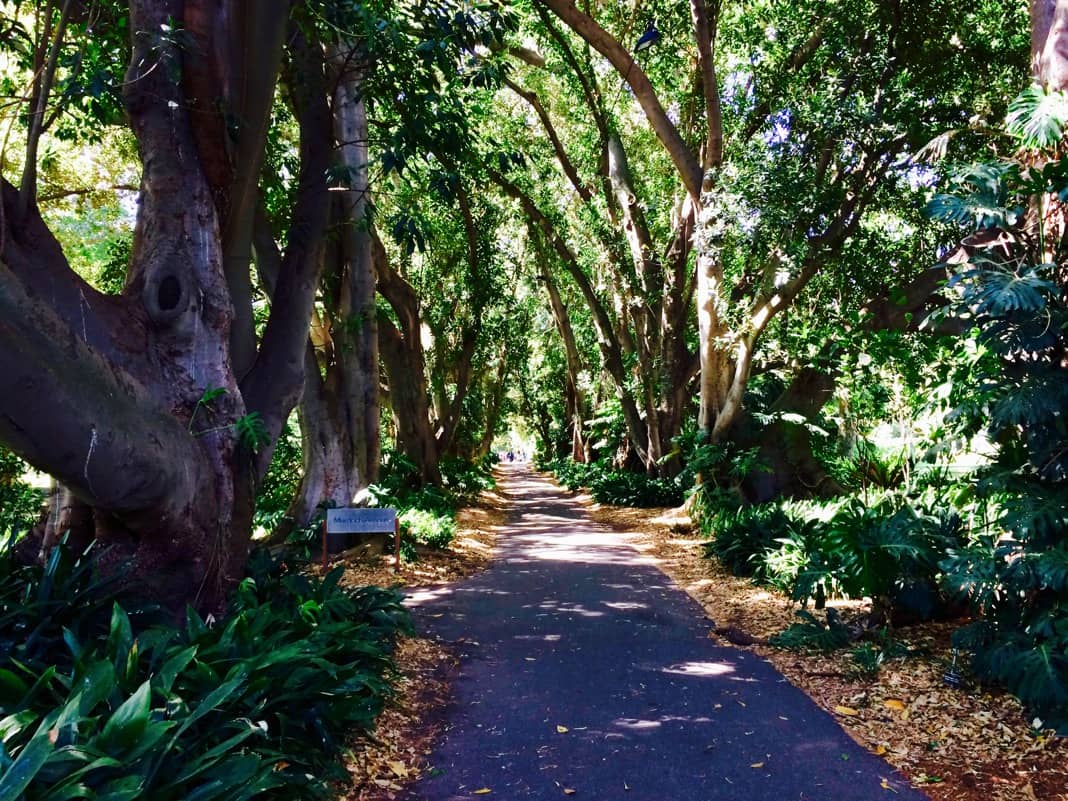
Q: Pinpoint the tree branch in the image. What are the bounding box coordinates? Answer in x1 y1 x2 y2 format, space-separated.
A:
689 0 723 171
504 77 593 202
18 0 74 223
0 258 207 528
537 0 703 200
239 26 332 480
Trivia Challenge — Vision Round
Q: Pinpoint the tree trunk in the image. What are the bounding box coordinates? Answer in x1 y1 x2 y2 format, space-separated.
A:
330 46 380 491
538 259 589 463
475 354 509 460
741 368 845 503
379 316 442 485
0 3 329 614
376 232 442 484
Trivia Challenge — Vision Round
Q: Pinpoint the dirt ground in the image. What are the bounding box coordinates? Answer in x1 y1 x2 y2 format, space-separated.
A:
333 476 1067 801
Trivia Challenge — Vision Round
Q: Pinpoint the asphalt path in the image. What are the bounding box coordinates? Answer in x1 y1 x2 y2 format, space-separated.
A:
404 463 928 801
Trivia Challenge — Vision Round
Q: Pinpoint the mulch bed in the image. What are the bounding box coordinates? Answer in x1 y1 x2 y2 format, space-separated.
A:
329 487 506 800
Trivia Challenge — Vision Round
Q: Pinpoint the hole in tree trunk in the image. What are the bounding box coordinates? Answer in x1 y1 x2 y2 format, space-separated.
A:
157 275 182 311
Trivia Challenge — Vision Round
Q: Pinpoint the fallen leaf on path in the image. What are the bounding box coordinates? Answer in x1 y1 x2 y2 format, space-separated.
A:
750 762 765 768
556 725 569 733
883 699 905 711
473 789 492 795
880 778 897 793
563 789 576 795
388 761 408 778
835 705 860 717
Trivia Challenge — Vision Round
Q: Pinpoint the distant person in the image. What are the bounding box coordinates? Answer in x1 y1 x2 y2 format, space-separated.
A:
507 451 514 462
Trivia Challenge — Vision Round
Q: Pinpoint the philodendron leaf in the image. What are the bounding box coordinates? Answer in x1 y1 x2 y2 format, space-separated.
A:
1007 84 1068 148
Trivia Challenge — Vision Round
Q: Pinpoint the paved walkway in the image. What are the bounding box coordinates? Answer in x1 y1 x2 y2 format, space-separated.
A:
405 464 927 801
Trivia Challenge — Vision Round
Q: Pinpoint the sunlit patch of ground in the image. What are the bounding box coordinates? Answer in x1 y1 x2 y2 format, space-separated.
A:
580 487 1068 801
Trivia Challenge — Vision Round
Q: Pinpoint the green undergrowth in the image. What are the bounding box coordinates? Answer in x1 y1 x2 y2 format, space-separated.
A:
698 483 967 622
0 539 411 800
257 446 495 563
367 451 494 560
539 457 684 508
769 610 919 681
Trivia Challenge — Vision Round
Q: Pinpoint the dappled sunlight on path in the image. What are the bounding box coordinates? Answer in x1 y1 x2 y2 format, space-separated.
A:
404 463 928 801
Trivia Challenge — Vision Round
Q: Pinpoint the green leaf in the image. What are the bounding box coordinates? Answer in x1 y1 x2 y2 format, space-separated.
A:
0 671 28 707
98 681 151 751
93 774 144 801
234 412 269 453
73 660 117 717
0 712 36 745
1006 84 1068 148
154 645 197 695
0 713 58 801
105 604 133 668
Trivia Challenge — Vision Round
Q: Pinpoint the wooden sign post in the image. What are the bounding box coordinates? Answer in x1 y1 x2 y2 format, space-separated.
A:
321 508 401 569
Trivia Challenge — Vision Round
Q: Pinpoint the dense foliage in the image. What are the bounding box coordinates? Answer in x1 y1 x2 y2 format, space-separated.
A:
540 458 684 508
0 541 409 800
925 98 1068 728
0 448 40 539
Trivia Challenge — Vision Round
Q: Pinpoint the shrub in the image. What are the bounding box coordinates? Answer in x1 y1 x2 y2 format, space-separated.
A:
769 609 851 652
589 470 682 508
541 457 603 492
700 491 966 623
543 458 683 507
399 508 456 550
0 543 410 800
792 495 966 621
701 502 788 577
439 456 495 500
924 95 1068 729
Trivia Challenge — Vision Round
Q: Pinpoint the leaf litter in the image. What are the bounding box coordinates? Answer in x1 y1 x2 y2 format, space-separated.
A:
334 486 506 800
332 474 1068 801
583 494 1068 801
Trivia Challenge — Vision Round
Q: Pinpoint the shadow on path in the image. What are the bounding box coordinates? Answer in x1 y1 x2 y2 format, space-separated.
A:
404 464 928 801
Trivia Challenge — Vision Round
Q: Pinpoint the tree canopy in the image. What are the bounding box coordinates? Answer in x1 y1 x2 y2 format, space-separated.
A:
4 0 1068 735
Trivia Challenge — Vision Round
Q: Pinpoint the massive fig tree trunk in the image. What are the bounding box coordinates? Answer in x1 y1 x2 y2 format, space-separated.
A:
0 1 331 613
